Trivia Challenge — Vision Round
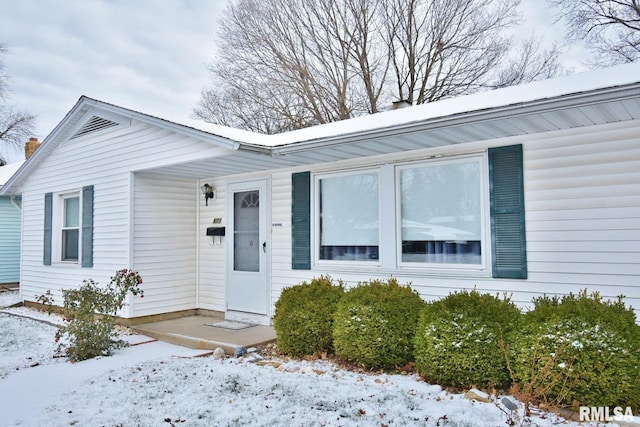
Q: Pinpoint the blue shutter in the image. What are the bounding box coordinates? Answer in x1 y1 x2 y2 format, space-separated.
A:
43 193 52 266
291 172 311 270
489 145 527 279
81 185 94 268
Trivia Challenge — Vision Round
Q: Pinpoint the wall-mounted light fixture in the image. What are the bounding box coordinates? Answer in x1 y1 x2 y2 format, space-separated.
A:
200 183 215 206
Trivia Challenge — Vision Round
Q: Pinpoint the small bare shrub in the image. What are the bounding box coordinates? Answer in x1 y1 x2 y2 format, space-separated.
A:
39 269 144 362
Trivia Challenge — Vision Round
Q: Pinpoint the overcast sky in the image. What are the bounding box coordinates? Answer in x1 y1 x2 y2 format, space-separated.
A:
0 0 589 163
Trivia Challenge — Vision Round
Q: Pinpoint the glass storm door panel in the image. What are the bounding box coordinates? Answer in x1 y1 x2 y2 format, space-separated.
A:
227 180 269 316
233 190 260 272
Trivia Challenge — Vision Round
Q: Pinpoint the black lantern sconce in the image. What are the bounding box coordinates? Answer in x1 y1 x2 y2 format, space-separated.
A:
201 183 215 206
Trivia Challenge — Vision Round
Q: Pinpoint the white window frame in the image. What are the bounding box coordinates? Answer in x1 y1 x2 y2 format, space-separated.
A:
395 154 491 273
313 169 382 267
54 191 82 265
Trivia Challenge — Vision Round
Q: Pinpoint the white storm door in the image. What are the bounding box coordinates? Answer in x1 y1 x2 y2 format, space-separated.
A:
226 180 269 315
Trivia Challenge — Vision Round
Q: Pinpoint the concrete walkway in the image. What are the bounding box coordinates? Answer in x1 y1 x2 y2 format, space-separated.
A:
132 316 277 355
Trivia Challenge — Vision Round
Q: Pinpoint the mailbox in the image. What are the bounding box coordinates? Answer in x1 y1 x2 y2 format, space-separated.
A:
206 226 226 236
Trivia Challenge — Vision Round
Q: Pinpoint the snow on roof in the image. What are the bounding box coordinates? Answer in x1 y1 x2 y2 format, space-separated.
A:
163 61 640 147
0 161 25 187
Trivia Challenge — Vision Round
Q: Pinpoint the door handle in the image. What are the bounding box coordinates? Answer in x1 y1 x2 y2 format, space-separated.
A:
262 241 267 253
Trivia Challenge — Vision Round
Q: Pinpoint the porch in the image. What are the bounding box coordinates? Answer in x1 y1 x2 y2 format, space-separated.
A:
132 315 277 356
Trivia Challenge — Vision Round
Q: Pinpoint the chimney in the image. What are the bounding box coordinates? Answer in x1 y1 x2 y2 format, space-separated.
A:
25 137 40 159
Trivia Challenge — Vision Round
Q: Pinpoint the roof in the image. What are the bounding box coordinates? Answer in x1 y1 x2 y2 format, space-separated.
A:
2 61 640 194
177 61 640 148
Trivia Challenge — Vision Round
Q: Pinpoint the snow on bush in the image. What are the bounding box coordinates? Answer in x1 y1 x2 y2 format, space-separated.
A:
511 290 640 411
414 289 521 389
332 278 425 370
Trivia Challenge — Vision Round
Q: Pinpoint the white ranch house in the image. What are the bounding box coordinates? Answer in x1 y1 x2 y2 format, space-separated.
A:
1 63 639 323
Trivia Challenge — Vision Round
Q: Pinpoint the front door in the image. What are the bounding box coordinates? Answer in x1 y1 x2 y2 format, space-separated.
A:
227 179 269 315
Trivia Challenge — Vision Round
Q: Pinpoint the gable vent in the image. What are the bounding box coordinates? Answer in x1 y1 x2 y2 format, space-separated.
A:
71 116 119 139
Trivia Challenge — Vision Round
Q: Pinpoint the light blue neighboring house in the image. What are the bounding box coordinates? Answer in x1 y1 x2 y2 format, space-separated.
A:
0 161 24 284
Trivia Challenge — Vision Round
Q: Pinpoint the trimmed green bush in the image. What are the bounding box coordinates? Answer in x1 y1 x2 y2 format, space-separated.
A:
414 289 522 389
273 276 344 356
332 278 425 370
511 290 640 411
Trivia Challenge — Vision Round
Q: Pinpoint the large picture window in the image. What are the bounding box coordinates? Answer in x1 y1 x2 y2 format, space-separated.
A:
399 158 484 265
61 195 80 262
318 171 379 261
292 145 525 276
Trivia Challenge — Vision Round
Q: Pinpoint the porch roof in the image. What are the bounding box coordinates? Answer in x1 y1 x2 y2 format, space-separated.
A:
2 61 640 191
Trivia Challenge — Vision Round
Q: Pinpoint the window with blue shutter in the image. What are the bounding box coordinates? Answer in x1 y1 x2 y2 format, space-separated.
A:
81 185 94 268
43 192 53 266
291 172 311 270
43 186 94 267
61 195 80 261
489 145 527 279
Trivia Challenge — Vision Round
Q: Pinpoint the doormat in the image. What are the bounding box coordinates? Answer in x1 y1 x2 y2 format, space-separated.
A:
204 320 256 330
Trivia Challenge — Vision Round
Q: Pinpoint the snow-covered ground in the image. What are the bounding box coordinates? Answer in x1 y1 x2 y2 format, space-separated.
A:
0 292 636 426
0 289 21 309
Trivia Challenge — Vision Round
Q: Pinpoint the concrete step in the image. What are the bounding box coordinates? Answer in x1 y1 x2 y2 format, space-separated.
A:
132 316 276 356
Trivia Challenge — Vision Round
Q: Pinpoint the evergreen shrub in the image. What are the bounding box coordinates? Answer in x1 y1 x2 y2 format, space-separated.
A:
273 275 344 356
414 289 522 389
332 278 425 370
511 290 640 411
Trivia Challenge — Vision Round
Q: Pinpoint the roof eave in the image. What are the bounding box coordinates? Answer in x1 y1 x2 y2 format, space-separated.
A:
79 97 241 151
0 96 243 195
271 81 640 156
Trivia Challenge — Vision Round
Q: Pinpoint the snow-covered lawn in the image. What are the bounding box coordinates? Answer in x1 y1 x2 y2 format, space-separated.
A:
0 313 61 379
0 293 634 426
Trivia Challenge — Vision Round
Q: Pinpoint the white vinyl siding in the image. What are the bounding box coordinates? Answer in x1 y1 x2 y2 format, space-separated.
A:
197 178 228 312
270 170 312 309
20 177 130 306
268 120 640 319
19 119 230 316
131 173 197 317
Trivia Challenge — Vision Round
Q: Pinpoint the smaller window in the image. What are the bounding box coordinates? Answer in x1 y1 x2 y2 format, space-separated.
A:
317 171 379 262
61 195 80 262
399 158 484 266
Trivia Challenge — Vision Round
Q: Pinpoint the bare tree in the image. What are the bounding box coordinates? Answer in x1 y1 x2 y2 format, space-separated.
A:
549 0 640 65
0 42 36 164
195 0 562 132
194 0 390 132
491 37 563 88
0 43 7 102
